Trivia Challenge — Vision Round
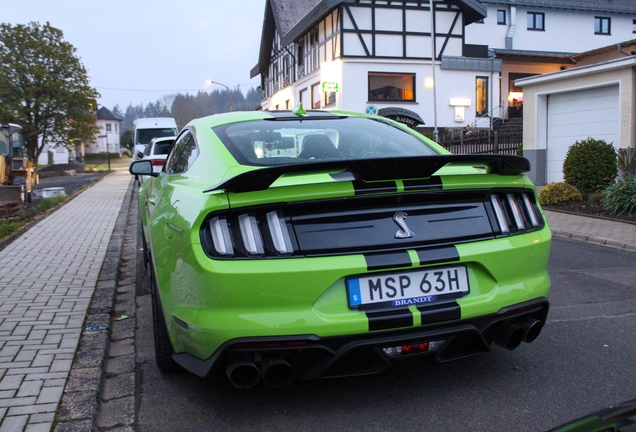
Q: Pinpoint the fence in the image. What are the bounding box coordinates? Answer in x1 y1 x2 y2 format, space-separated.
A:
436 127 522 156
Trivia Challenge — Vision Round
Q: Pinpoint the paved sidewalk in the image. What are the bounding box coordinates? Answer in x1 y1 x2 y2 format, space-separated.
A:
544 210 636 251
0 170 131 431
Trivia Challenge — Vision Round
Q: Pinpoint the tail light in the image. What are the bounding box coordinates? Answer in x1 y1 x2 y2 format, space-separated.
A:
490 191 542 235
203 210 295 258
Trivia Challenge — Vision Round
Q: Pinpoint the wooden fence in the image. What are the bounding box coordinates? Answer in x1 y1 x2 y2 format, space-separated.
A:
435 127 522 156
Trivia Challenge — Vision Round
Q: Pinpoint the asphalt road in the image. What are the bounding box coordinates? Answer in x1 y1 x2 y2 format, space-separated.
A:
36 172 108 197
134 238 636 432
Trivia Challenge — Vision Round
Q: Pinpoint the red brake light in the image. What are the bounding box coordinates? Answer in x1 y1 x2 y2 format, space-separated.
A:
151 159 165 166
401 343 429 355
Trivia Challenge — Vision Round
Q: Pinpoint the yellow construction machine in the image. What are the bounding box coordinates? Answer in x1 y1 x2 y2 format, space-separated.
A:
0 122 38 203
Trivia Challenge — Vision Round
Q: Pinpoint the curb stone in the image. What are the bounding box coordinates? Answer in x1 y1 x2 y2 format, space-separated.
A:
53 176 134 431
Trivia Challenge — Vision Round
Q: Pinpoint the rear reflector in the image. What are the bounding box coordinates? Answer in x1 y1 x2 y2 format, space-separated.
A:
382 340 445 357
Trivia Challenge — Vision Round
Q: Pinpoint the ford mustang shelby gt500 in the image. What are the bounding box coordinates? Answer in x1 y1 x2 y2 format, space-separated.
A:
129 109 551 388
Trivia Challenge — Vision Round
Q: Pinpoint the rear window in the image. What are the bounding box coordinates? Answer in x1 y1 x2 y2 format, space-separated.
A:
136 128 178 145
153 141 173 155
213 117 437 166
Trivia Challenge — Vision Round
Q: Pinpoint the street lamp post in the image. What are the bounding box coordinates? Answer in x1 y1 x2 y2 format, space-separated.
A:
206 80 234 112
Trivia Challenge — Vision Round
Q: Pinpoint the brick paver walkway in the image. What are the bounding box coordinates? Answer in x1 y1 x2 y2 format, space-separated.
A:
545 210 636 251
0 170 131 431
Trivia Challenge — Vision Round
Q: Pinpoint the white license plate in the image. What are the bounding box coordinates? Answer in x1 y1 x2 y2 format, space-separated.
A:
347 265 469 309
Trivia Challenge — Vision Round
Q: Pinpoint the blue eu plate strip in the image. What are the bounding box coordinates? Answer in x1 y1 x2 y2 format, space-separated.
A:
348 278 362 306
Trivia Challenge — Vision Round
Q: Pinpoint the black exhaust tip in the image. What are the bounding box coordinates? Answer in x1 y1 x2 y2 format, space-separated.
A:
516 317 543 343
494 323 525 351
226 359 260 389
260 357 295 388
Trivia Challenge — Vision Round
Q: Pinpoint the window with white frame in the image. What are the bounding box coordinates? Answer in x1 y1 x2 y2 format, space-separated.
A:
368 72 415 102
105 123 112 132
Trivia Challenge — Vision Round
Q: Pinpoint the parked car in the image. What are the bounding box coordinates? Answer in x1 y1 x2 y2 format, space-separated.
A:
138 136 175 183
129 109 552 388
133 117 178 161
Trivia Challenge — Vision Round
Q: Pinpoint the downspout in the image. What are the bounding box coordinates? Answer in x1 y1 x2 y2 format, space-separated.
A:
505 5 516 50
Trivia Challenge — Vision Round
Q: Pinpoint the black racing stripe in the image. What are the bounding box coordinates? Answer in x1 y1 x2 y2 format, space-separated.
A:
403 176 443 191
366 308 413 331
417 301 461 325
364 251 412 271
353 180 398 195
416 246 460 266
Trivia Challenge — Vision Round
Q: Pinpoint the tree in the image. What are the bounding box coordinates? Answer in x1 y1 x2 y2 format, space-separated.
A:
171 94 202 130
0 22 100 161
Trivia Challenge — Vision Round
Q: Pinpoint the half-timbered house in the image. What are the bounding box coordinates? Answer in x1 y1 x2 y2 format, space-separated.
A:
252 0 636 131
251 0 492 130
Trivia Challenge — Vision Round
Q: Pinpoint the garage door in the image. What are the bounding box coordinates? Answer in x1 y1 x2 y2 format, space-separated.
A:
546 85 619 183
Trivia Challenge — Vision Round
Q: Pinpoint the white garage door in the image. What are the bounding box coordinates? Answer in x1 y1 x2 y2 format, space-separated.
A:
546 85 619 183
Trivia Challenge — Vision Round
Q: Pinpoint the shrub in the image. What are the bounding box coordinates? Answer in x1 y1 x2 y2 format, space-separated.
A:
587 192 605 206
601 178 636 217
562 138 617 197
539 182 583 206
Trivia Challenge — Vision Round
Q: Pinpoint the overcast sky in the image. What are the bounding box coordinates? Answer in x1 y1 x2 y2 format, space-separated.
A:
2 0 266 111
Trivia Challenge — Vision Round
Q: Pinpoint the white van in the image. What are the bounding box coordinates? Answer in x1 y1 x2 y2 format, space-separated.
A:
133 118 178 160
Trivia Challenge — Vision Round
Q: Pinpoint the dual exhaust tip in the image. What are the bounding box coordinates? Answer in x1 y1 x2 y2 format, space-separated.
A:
494 317 544 351
226 357 295 389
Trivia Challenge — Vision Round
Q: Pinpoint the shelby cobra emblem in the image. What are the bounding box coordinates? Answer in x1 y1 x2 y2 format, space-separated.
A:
393 211 415 239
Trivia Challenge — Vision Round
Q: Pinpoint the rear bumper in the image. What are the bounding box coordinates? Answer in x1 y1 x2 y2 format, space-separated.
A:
173 298 549 380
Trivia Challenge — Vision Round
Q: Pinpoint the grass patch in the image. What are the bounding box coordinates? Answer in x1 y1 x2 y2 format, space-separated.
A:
0 195 69 241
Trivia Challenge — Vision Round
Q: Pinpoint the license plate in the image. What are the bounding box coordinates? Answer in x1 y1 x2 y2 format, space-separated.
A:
347 265 469 309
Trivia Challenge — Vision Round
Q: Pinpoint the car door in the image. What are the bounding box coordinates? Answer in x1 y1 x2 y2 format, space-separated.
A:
145 130 199 269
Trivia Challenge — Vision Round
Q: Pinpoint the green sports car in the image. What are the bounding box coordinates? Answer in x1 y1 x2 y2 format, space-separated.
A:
129 109 551 388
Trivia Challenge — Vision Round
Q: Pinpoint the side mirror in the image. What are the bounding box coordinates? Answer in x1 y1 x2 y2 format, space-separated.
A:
129 160 157 176
137 151 144 159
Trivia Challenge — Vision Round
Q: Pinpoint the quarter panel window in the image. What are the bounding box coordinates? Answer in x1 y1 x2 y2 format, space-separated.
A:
165 131 198 174
368 72 415 102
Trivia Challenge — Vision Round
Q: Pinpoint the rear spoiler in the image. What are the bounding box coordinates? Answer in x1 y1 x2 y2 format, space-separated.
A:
204 155 530 194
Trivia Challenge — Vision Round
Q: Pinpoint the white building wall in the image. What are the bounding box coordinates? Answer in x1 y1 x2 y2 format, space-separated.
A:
339 60 500 128
87 120 121 154
467 5 636 53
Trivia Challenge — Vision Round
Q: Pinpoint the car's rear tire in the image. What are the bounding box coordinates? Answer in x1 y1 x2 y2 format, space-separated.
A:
150 266 181 372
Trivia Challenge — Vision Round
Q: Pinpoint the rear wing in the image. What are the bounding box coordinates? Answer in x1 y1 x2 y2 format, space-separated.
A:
204 155 530 194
